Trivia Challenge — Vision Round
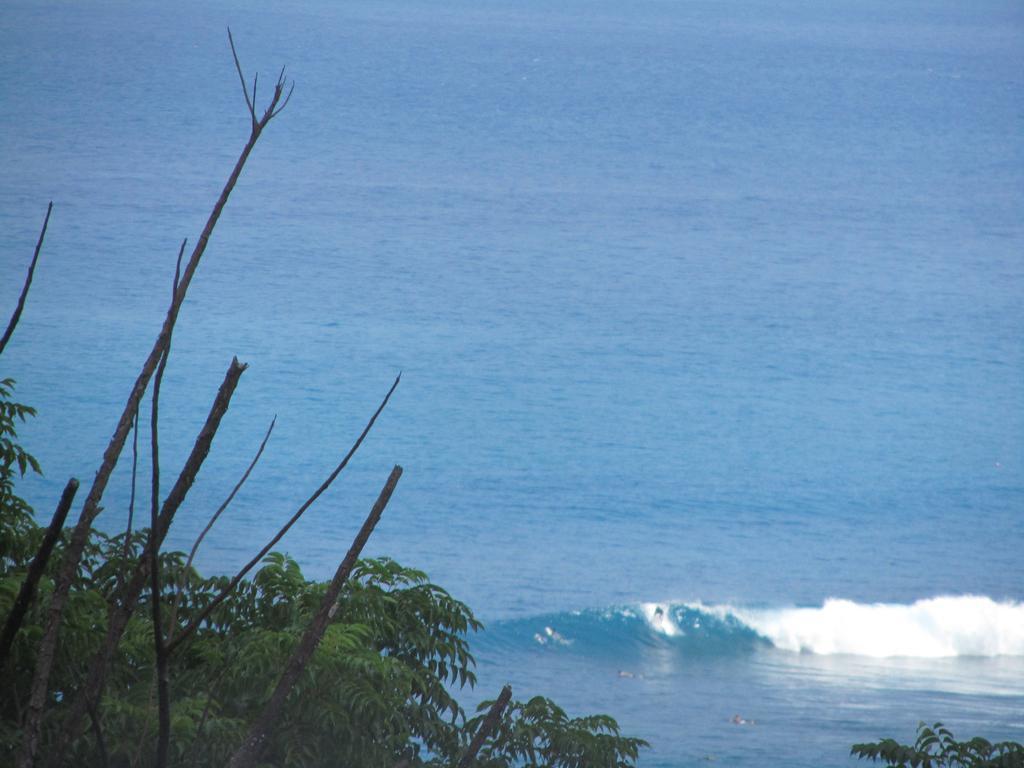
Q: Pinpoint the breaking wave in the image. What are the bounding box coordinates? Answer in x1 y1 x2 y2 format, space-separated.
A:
483 596 1024 659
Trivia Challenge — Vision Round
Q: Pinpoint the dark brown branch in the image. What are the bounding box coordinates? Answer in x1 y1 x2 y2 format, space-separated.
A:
149 350 171 768
173 237 186 290
188 415 275 568
168 416 276 642
44 359 247 768
167 373 400 654
227 27 257 127
157 357 248 538
271 80 295 119
0 202 52 357
23 37 288 766
458 685 514 768
227 465 403 768
0 478 78 670
123 409 139 563
149 235 184 768
15 483 85 768
268 63 295 120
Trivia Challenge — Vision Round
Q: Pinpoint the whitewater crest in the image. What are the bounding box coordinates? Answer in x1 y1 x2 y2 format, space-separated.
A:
715 595 1024 658
640 603 683 637
498 595 1024 660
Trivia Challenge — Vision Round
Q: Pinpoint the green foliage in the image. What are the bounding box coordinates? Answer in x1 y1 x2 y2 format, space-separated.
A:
0 378 40 481
852 722 1024 768
0 380 645 767
0 378 42 569
2 528 645 767
468 695 649 768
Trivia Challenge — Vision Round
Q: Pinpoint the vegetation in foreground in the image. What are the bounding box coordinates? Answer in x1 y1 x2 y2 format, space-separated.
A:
0 430 645 766
853 722 1023 768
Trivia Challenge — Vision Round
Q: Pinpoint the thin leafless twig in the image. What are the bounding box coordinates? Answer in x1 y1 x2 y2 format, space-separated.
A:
167 373 400 654
173 237 186 287
0 202 52 356
148 244 180 768
123 409 139 563
167 415 276 642
149 237 185 768
227 27 256 128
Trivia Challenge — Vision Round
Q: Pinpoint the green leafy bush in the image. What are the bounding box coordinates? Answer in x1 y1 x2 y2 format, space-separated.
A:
0 381 646 767
0 378 41 567
470 695 648 768
852 722 1024 768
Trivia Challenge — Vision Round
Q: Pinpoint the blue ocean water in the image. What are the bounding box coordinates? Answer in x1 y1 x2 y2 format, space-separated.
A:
2 0 1022 765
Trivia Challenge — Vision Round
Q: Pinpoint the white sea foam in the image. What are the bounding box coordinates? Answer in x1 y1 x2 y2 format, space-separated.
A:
534 625 573 646
641 602 683 637
693 596 1024 658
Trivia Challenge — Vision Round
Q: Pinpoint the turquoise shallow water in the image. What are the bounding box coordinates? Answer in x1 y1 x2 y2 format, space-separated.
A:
2 0 1023 764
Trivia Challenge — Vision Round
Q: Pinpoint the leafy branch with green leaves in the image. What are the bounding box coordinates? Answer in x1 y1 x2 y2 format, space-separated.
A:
853 722 1024 768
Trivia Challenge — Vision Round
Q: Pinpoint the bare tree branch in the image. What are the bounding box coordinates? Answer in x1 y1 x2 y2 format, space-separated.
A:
227 465 403 768
0 478 78 670
0 202 52 356
458 685 514 768
149 236 185 768
168 416 276 642
227 27 256 128
44 358 248 768
14 484 84 768
123 409 140 563
167 373 400 654
271 80 295 119
268 63 296 120
22 35 290 766
173 237 186 288
149 366 170 767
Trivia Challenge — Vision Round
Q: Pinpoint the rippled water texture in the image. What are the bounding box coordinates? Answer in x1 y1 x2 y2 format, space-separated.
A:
2 0 1022 764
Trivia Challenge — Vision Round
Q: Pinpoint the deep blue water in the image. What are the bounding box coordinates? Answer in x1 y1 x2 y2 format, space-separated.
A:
2 0 1022 765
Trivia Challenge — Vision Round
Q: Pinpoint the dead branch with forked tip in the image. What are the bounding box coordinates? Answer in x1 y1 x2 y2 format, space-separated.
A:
228 27 294 135
21 33 291 768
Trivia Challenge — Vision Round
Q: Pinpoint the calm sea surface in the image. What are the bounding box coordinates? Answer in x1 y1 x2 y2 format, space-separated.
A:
2 0 1022 765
